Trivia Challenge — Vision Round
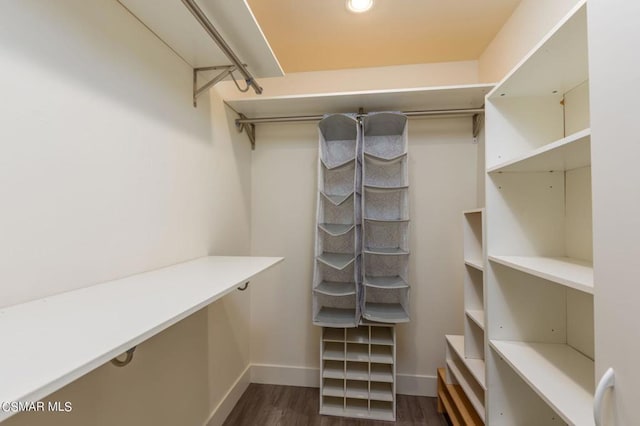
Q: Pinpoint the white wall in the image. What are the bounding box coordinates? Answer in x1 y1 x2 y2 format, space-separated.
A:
1 1 252 425
479 0 581 83
248 117 479 394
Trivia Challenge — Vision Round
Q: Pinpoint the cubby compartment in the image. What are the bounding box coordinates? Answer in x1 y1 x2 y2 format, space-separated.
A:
463 209 484 269
314 293 358 328
363 187 409 221
323 360 345 379
363 220 409 255
346 343 369 362
363 253 409 290
363 154 408 188
370 363 393 383
346 380 369 399
464 265 484 328
323 378 345 398
320 325 396 421
321 160 359 198
323 341 345 361
319 113 359 168
313 261 356 297
345 362 368 381
362 112 408 160
346 327 369 344
362 285 409 323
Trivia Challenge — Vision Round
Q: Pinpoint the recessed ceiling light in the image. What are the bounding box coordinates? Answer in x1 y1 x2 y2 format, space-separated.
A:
347 0 374 13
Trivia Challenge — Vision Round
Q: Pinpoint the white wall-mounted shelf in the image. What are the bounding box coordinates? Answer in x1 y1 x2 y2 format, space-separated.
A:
226 84 494 118
465 309 485 330
487 0 587 99
447 335 486 390
489 255 594 294
487 128 591 173
464 259 484 271
490 340 594 426
117 0 282 77
0 256 283 422
445 335 486 421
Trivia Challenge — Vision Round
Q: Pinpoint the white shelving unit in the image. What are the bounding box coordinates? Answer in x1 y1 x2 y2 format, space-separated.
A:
484 2 595 425
320 325 396 421
0 256 283 422
443 208 486 424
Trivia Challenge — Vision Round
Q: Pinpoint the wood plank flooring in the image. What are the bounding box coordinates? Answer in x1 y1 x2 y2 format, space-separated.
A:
223 384 449 426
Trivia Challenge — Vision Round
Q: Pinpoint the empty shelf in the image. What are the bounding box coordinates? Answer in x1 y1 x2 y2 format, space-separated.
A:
364 184 409 191
315 308 357 327
319 223 355 236
370 382 394 402
321 191 354 206
321 155 356 170
364 247 409 256
322 379 345 398
363 303 409 323
370 345 394 364
346 381 369 399
323 362 345 380
370 364 393 383
464 259 484 271
364 217 410 223
446 359 485 422
364 151 407 162
323 342 345 361
489 255 594 294
346 344 370 362
370 327 394 345
317 253 356 270
346 327 369 344
490 340 595 426
314 281 356 296
446 335 486 389
323 328 345 342
345 363 369 381
0 256 283 420
465 309 485 330
364 275 409 289
487 128 591 173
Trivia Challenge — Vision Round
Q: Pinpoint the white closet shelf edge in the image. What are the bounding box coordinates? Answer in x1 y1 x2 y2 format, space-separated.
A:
488 255 593 294
0 255 283 421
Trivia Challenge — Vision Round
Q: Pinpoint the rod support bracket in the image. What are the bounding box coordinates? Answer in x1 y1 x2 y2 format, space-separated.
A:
472 112 483 142
111 346 137 368
236 114 256 150
237 281 250 291
192 65 237 108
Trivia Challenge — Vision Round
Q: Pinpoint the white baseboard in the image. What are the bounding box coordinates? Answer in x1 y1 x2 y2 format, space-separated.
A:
204 364 251 426
250 363 320 387
249 364 437 397
397 373 437 397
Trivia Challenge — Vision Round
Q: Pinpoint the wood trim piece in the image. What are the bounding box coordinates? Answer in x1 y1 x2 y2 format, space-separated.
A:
437 367 484 426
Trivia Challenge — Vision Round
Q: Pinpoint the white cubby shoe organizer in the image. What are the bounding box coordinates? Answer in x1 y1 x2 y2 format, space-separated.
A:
485 2 595 425
320 324 396 421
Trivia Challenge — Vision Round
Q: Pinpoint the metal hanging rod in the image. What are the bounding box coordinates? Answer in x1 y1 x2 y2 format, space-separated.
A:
182 0 263 105
235 107 484 125
233 107 485 149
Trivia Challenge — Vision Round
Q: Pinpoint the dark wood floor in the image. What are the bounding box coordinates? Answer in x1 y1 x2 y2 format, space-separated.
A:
223 384 449 426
